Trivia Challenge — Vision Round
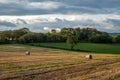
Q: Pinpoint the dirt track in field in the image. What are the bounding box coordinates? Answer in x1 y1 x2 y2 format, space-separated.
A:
0 57 120 80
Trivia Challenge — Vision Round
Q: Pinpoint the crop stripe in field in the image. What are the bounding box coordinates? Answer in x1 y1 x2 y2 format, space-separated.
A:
77 62 120 80
0 60 120 80
49 61 120 80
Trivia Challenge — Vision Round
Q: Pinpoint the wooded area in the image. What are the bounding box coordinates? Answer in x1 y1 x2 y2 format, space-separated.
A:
0 27 120 44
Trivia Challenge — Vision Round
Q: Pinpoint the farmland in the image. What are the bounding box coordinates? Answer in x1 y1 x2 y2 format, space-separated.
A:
30 43 120 54
0 44 120 80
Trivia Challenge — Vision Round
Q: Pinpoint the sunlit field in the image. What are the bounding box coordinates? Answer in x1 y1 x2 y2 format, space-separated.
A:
0 44 120 80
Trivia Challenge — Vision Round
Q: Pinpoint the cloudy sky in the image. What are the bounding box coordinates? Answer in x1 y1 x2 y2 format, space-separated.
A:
0 0 120 33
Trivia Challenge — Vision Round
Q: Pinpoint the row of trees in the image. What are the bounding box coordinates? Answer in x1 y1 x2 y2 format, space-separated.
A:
0 28 29 43
0 27 120 45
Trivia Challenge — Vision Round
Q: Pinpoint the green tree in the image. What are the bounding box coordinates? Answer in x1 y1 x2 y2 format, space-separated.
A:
90 33 112 43
114 35 120 43
51 29 57 34
12 28 30 41
19 33 36 43
66 29 78 50
66 33 76 50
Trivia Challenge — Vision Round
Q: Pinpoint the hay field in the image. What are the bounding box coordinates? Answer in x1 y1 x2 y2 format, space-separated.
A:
0 44 120 80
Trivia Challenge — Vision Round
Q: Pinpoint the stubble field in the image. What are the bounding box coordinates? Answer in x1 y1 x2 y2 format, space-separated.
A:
0 44 120 80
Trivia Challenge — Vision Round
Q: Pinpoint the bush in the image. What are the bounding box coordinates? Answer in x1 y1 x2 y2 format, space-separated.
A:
114 35 120 43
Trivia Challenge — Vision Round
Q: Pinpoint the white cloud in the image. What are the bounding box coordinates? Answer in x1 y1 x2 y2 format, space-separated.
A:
0 14 120 23
43 27 61 32
0 0 26 4
27 1 63 10
0 0 17 3
104 25 115 30
0 14 120 32
56 28 61 32
43 27 50 31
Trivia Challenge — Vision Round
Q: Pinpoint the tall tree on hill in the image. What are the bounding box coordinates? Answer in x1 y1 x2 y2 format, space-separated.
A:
66 29 78 50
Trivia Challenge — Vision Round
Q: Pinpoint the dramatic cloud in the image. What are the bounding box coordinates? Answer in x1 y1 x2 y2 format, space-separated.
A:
0 0 120 15
0 0 120 33
0 14 120 33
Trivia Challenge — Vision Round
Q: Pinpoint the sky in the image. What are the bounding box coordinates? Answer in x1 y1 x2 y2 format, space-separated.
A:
0 0 120 33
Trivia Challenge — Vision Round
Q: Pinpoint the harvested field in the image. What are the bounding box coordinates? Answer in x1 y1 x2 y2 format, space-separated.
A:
0 44 120 80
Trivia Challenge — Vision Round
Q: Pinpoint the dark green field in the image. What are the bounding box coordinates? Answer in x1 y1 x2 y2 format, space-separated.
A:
30 43 120 54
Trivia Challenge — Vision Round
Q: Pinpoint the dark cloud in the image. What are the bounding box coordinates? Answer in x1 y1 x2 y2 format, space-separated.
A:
0 21 16 27
0 0 120 33
0 0 120 15
107 19 120 27
16 19 27 25
61 0 120 8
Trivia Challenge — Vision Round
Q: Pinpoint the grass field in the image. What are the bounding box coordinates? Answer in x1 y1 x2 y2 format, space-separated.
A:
0 44 120 80
30 43 120 54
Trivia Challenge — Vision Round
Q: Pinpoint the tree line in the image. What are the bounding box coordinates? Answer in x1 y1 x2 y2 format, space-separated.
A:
0 27 120 45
